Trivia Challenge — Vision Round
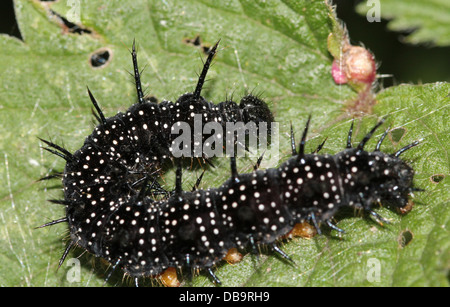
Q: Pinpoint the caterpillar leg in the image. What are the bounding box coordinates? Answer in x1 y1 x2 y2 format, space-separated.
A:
271 243 296 267
160 267 181 287
207 268 221 285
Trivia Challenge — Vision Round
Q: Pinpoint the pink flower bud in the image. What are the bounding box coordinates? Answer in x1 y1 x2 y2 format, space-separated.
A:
344 46 376 84
331 46 376 86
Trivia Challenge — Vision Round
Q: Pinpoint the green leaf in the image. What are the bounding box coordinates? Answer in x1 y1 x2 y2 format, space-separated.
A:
0 0 448 287
356 0 450 46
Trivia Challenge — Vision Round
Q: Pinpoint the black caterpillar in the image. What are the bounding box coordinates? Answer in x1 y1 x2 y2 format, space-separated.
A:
42 40 273 192
38 40 421 286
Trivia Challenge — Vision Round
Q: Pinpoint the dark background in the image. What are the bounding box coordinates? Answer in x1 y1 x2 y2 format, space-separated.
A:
333 0 450 88
1 0 449 88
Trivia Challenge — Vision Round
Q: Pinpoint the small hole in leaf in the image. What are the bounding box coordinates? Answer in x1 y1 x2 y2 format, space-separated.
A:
184 35 202 46
183 35 211 55
90 48 112 68
202 45 212 54
398 230 414 248
0 0 23 40
389 127 406 144
49 9 91 35
430 174 445 184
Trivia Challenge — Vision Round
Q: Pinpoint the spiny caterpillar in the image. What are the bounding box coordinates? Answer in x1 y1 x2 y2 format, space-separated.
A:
41 40 273 188
38 40 421 286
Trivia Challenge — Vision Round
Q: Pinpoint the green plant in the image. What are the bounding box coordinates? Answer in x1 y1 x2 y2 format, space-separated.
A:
0 0 447 287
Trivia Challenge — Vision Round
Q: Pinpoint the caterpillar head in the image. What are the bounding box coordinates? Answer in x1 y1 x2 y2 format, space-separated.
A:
371 152 416 209
239 94 274 128
337 149 416 210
